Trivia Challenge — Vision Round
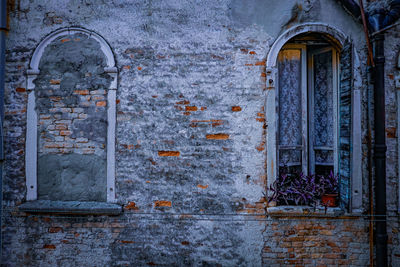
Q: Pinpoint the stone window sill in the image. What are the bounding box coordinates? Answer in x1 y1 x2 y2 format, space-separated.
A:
18 200 122 215
267 205 363 218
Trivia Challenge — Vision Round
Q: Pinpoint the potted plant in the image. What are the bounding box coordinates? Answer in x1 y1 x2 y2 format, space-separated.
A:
320 171 339 207
268 170 339 208
268 172 321 207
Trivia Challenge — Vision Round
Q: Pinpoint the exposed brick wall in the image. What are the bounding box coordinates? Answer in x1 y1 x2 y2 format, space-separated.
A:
38 90 108 155
263 217 370 266
2 212 264 266
3 46 30 203
36 34 109 157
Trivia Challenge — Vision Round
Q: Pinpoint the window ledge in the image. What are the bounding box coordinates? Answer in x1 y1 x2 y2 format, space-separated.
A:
267 205 362 218
18 200 122 215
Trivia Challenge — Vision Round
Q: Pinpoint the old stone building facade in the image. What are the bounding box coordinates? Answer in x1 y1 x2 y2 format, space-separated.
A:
1 0 400 266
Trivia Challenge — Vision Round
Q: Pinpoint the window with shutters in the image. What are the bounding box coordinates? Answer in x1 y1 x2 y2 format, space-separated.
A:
266 25 362 211
277 36 339 178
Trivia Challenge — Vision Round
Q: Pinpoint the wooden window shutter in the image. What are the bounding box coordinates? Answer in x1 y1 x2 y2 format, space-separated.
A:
338 39 353 210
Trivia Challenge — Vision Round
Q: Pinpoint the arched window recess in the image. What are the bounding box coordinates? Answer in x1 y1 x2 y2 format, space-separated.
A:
22 27 120 214
265 23 362 212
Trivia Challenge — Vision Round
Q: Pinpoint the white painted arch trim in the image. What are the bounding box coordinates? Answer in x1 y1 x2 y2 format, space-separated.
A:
26 27 118 203
265 23 362 212
29 27 116 71
266 23 347 69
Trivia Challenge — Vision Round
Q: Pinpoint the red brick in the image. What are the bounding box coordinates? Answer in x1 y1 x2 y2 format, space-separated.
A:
386 127 396 138
60 131 72 136
125 201 139 211
120 240 135 244
158 151 180 157
49 227 63 233
185 106 198 111
50 79 61 85
231 106 242 112
176 100 190 105
206 133 229 140
154 200 172 208
55 124 67 130
73 89 89 95
96 101 107 107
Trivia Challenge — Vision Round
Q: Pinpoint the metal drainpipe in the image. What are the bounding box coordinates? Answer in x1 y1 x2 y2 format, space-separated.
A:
0 0 6 261
339 1 388 264
368 0 400 264
372 32 388 267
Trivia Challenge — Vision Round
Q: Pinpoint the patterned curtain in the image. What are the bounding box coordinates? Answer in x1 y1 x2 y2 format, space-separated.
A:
278 49 302 172
313 51 334 169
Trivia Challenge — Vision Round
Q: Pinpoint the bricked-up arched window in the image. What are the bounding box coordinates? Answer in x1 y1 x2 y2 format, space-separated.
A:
265 24 363 211
24 28 118 207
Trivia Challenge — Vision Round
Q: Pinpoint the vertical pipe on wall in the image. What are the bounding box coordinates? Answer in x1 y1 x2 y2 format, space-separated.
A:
367 67 374 267
358 2 375 265
372 32 388 267
0 0 6 260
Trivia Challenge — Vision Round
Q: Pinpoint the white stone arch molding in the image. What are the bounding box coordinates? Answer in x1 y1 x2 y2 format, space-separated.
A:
264 23 362 211
26 27 118 203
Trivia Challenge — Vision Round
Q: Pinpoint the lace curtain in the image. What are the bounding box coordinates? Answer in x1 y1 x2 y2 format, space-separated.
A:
278 49 302 169
313 51 334 166
277 48 334 171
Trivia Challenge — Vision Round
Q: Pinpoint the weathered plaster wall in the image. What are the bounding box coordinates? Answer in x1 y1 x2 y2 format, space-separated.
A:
229 0 364 45
383 24 400 266
1 0 398 266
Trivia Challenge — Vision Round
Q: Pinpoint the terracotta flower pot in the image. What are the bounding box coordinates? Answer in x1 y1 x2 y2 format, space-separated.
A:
321 193 338 207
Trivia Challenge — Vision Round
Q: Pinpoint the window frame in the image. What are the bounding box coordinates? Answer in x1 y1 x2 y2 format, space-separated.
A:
276 44 308 175
276 44 340 177
307 46 339 175
265 23 363 212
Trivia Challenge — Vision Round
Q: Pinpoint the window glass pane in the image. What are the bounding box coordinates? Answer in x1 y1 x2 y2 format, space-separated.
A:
278 49 303 173
313 50 334 175
278 50 302 147
315 150 334 165
279 150 302 174
315 149 334 176
279 149 301 166
313 51 334 148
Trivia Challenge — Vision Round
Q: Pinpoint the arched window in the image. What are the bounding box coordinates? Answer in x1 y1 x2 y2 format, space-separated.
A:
265 24 362 211
24 28 118 207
